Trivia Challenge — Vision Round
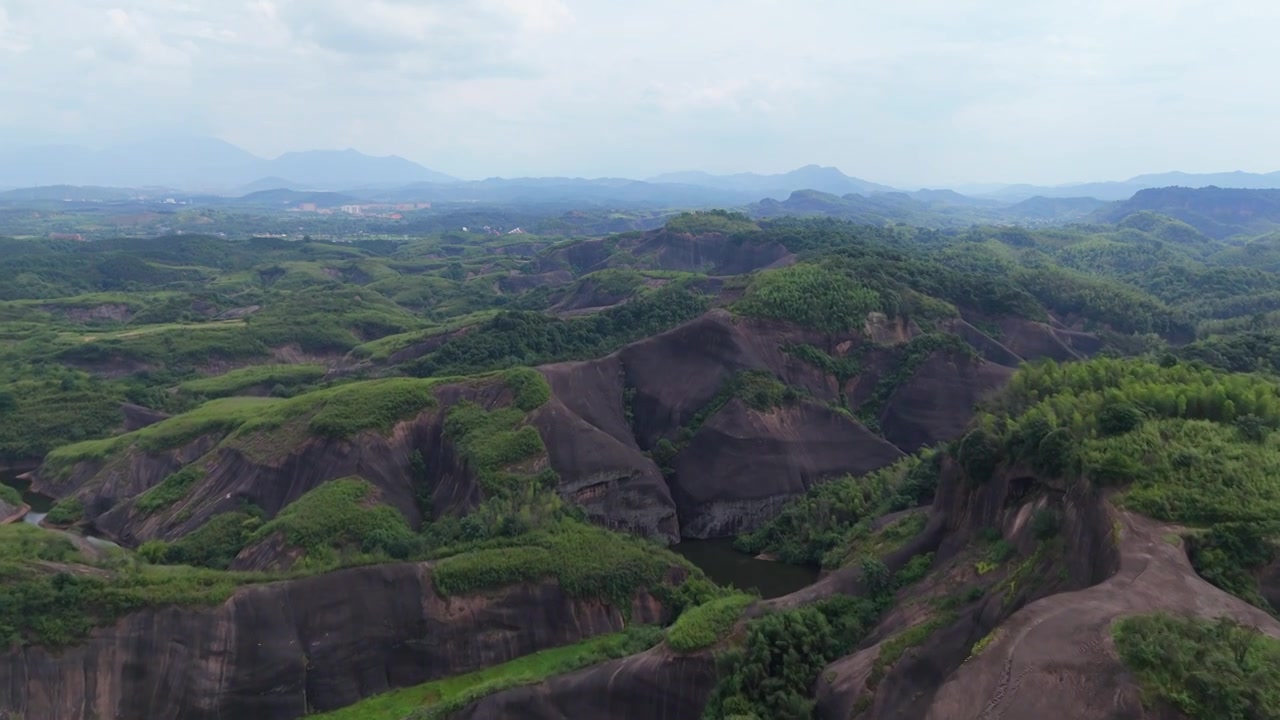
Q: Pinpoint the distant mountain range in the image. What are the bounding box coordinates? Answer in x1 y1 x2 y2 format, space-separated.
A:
1092 186 1280 238
647 165 895 200
0 137 458 191
3 135 1280 209
979 171 1280 202
749 189 1107 228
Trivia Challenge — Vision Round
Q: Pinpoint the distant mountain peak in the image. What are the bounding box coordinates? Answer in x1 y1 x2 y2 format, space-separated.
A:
645 166 895 200
0 137 458 192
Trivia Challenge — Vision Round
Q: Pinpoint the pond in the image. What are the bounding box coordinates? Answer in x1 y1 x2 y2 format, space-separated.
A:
673 538 819 599
1 470 55 525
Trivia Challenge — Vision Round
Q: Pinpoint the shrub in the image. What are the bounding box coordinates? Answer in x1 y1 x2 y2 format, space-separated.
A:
735 264 882 333
44 498 84 525
134 465 205 514
1113 614 1280 720
666 593 756 653
0 484 21 507
1031 509 1062 540
248 478 416 568
431 519 683 610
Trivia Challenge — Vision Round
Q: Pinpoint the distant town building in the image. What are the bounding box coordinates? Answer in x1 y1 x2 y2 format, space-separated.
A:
298 202 318 212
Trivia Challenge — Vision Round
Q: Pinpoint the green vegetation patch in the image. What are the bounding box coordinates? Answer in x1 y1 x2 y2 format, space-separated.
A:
0 484 21 507
665 592 756 654
178 364 327 398
1113 613 1280 720
313 625 663 720
432 520 680 609
735 264 882 333
738 452 940 568
856 333 976 432
0 373 124 461
43 497 84 525
702 595 880 720
444 400 551 495
304 378 439 439
46 377 444 475
664 210 759 236
134 464 206 515
0 523 274 647
406 284 709 378
140 510 264 570
248 478 417 568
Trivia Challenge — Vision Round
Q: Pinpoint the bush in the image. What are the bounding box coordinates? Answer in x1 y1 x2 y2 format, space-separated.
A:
1097 402 1145 437
1188 523 1276 611
1113 613 1280 720
134 465 205 514
248 478 416 568
0 484 21 507
44 498 84 525
666 593 756 653
1031 509 1061 540
142 510 264 569
431 519 684 610
701 596 880 720
735 264 882 333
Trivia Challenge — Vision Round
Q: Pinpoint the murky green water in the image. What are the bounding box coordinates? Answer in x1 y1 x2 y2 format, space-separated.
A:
674 538 819 599
1 471 54 523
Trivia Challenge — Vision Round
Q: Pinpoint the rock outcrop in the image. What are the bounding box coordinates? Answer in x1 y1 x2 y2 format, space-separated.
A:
0 565 668 720
878 350 1014 452
38 308 1083 553
671 399 903 537
536 229 794 276
810 459 1280 720
447 645 716 720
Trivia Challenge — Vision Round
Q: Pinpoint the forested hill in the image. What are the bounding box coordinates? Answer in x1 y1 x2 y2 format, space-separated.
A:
1094 186 1280 238
4 206 1280 720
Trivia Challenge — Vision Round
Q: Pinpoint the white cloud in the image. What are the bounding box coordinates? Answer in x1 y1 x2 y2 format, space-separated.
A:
0 0 1277 184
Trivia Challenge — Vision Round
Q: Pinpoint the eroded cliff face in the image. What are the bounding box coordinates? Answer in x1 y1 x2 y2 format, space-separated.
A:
811 460 1280 720
447 645 716 720
36 309 1093 556
0 564 668 720
671 399 903 538
32 384 509 552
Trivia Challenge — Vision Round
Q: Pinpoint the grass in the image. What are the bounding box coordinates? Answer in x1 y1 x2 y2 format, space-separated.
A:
865 612 956 690
247 478 416 568
134 464 206 514
178 364 327 398
303 378 439 439
0 523 279 647
665 592 756 653
431 519 685 610
43 396 278 473
310 625 663 720
1113 613 1280 720
0 484 21 506
43 497 84 525
444 399 551 495
45 377 446 475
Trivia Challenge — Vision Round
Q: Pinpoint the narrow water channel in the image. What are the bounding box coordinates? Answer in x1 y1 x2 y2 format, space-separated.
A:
1 470 53 525
673 538 819 599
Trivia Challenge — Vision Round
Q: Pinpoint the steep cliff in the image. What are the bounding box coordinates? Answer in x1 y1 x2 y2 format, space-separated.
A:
0 563 670 720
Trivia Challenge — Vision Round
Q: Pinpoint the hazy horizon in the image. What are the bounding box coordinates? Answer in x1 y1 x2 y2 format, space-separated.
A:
3 0 1278 187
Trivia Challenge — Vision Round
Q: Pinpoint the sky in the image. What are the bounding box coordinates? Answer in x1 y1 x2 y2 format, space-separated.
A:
0 0 1278 187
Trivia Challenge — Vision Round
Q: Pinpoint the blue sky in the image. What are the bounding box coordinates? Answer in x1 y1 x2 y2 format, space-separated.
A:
0 0 1276 186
